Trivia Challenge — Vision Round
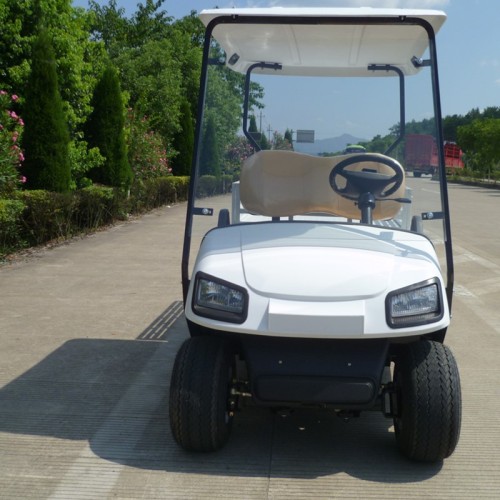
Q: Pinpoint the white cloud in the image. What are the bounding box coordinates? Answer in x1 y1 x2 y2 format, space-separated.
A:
479 59 499 68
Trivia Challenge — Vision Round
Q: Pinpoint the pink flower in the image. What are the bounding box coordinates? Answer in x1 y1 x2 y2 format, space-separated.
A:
20 176 27 183
11 94 19 101
19 152 25 162
0 90 6 95
18 118 24 126
9 111 18 119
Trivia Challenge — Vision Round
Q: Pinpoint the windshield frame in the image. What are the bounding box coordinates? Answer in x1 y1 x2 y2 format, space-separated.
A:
182 12 454 310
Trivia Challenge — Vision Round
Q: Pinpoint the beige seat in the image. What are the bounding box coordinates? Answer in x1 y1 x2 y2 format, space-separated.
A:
240 150 405 221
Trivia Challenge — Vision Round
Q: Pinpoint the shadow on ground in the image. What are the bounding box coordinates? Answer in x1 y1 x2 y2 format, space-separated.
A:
0 301 441 482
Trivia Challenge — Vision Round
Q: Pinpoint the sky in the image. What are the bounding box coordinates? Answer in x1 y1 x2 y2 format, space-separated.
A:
72 0 500 137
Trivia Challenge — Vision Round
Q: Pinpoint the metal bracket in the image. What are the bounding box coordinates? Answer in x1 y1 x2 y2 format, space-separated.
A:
421 211 444 221
411 56 431 68
193 207 214 216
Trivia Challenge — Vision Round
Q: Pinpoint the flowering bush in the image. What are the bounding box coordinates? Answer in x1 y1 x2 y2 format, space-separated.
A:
126 110 173 183
223 136 255 179
0 91 25 197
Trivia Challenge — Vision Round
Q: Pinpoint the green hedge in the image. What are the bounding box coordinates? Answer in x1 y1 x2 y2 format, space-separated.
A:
17 190 77 246
130 176 189 213
1 175 189 259
0 199 25 253
196 174 233 198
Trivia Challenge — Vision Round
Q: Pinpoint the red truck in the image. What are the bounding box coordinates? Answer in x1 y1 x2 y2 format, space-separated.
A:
405 134 464 177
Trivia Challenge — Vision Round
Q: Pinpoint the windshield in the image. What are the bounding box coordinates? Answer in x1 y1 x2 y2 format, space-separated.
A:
183 14 452 302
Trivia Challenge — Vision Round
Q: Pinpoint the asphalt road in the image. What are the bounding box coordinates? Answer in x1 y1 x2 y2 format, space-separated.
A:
1 179 499 499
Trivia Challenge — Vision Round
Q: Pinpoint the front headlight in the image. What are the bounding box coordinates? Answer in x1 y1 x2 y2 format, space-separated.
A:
192 272 248 324
386 278 443 328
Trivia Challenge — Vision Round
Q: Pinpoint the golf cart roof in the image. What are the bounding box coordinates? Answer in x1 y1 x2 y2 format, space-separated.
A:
200 8 446 77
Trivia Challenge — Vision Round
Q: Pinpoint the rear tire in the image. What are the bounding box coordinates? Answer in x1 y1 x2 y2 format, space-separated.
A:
393 340 461 462
169 336 235 451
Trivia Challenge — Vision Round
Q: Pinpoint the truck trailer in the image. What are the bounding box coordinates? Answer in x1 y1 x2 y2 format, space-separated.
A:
405 134 464 177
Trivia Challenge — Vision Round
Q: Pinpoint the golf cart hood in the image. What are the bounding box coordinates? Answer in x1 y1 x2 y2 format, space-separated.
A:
186 222 449 339
241 224 418 300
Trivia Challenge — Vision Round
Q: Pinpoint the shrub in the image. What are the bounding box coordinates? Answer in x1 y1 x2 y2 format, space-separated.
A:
74 185 127 230
223 136 254 180
1 176 190 257
68 138 105 189
221 174 233 193
0 91 25 197
196 175 218 197
130 175 189 212
196 175 233 198
127 111 173 182
145 178 176 208
0 198 25 256
170 176 190 201
17 190 76 245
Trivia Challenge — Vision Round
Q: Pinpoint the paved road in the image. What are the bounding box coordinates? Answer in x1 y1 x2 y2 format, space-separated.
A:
1 181 499 499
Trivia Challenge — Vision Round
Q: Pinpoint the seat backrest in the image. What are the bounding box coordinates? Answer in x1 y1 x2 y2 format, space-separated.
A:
240 150 405 220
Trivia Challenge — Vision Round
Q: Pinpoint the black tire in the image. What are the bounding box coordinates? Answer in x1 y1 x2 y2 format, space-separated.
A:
413 171 422 178
393 340 461 462
169 336 234 451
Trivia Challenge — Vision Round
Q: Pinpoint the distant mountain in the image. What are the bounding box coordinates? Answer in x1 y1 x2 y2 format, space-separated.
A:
293 133 366 155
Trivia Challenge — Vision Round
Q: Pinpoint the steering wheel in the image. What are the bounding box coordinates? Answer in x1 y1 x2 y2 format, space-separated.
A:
329 154 404 201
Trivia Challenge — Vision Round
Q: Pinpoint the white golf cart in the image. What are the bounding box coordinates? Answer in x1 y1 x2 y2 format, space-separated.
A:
170 7 461 462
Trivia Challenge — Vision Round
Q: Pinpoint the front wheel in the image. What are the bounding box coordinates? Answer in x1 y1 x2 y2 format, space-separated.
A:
169 336 235 451
393 340 461 462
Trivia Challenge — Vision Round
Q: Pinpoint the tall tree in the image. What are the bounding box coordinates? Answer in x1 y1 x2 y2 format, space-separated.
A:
457 118 500 175
0 0 106 135
115 38 183 142
128 0 171 46
248 115 260 140
203 65 241 155
200 114 220 177
172 10 205 48
85 65 132 189
273 130 294 151
284 129 294 150
172 99 194 176
21 28 71 192
248 115 269 150
88 0 129 57
168 26 202 120
89 3 207 153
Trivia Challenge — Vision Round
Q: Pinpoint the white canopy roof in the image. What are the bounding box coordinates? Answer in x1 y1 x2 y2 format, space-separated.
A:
200 8 446 77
